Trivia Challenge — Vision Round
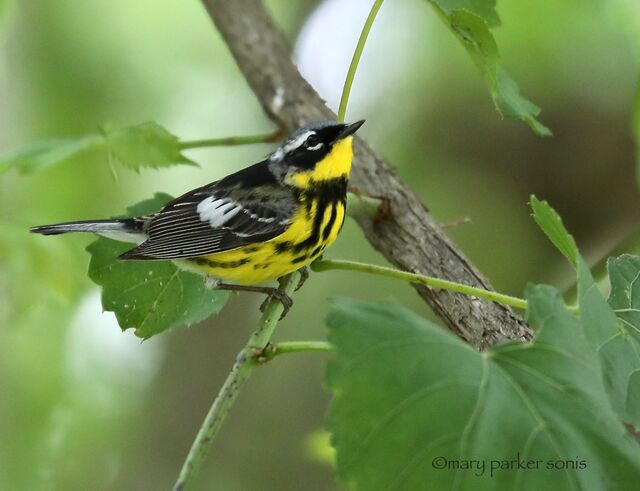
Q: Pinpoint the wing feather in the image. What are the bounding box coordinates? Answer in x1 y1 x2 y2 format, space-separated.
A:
120 161 296 260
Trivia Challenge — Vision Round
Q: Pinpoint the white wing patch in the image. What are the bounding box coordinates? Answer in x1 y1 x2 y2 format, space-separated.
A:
197 196 242 228
197 195 279 229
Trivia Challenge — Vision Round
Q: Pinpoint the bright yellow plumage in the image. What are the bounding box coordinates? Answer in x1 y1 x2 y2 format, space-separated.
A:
32 120 364 311
188 136 353 284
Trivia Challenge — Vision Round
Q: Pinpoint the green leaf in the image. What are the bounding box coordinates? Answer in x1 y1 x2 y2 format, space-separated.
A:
0 121 196 175
608 255 640 333
0 135 103 174
427 4 550 135
530 195 579 266
531 196 640 427
327 294 640 491
431 0 499 27
86 193 229 339
121 192 174 217
103 122 195 171
605 255 640 425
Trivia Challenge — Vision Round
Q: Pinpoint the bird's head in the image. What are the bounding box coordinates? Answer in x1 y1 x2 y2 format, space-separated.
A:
268 120 364 187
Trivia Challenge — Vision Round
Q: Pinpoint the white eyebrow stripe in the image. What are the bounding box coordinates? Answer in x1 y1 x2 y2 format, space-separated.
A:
283 130 314 153
269 130 321 162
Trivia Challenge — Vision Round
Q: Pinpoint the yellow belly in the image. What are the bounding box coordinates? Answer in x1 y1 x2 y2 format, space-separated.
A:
187 200 345 284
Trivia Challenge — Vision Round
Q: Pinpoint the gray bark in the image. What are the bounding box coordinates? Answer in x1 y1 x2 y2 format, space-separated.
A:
202 0 532 349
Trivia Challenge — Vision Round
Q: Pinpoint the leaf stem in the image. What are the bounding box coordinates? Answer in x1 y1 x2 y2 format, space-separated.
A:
337 0 385 122
173 272 298 491
274 341 334 356
179 130 281 149
312 259 530 310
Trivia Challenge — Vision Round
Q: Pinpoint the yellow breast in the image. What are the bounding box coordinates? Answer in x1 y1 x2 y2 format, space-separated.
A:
185 136 353 284
189 196 345 284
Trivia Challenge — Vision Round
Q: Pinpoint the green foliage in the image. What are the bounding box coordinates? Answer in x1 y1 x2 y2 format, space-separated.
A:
532 195 640 427
327 294 640 491
608 255 640 330
427 1 550 135
435 0 499 27
103 122 195 171
0 122 194 175
604 255 640 424
529 195 578 266
0 136 102 174
86 193 229 339
327 198 640 489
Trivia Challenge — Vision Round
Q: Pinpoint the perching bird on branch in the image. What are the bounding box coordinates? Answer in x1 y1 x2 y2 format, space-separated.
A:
31 120 365 315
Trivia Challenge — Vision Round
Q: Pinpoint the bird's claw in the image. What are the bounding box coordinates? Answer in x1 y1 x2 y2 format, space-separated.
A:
295 266 309 291
259 288 293 319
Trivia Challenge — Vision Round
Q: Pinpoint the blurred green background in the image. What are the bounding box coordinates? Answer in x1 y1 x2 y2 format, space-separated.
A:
0 0 638 489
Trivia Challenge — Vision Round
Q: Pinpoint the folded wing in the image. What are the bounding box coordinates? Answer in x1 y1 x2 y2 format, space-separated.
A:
120 162 296 260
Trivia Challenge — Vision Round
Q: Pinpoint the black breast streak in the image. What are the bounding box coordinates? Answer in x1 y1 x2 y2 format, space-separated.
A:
293 176 347 254
321 202 338 241
273 176 347 257
304 195 313 219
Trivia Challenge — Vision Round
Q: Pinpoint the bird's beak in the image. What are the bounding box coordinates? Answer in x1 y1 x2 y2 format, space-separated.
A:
338 120 365 139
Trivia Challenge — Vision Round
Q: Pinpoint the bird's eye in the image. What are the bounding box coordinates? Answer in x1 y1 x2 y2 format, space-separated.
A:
305 134 321 149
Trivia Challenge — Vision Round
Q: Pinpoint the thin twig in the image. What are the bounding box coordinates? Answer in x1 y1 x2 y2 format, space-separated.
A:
173 273 299 491
311 259 580 314
180 130 281 149
273 341 334 357
439 216 472 229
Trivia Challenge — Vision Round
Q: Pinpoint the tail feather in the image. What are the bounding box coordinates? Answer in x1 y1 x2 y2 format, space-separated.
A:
31 218 146 244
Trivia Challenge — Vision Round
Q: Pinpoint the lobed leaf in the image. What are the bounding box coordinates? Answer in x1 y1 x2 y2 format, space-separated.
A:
427 2 550 135
531 196 640 427
0 121 195 175
86 193 229 339
327 294 640 490
104 122 195 171
605 255 640 424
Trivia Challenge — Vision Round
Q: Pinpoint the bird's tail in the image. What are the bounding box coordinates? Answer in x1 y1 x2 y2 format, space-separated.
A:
30 218 146 243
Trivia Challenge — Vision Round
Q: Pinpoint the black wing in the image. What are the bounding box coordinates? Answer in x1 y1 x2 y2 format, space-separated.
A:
120 161 296 260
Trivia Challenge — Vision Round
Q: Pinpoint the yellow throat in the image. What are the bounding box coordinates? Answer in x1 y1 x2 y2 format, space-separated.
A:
287 136 354 188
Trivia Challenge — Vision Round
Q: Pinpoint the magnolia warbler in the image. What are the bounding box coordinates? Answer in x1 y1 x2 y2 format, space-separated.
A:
31 120 365 314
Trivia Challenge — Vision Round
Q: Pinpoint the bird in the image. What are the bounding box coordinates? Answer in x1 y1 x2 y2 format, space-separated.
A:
31 120 365 315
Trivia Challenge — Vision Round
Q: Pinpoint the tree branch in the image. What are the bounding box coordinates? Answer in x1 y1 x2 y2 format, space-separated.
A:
201 0 532 349
174 273 299 491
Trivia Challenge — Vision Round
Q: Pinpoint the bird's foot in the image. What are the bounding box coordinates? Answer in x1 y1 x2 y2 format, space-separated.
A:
259 287 293 319
295 266 310 291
